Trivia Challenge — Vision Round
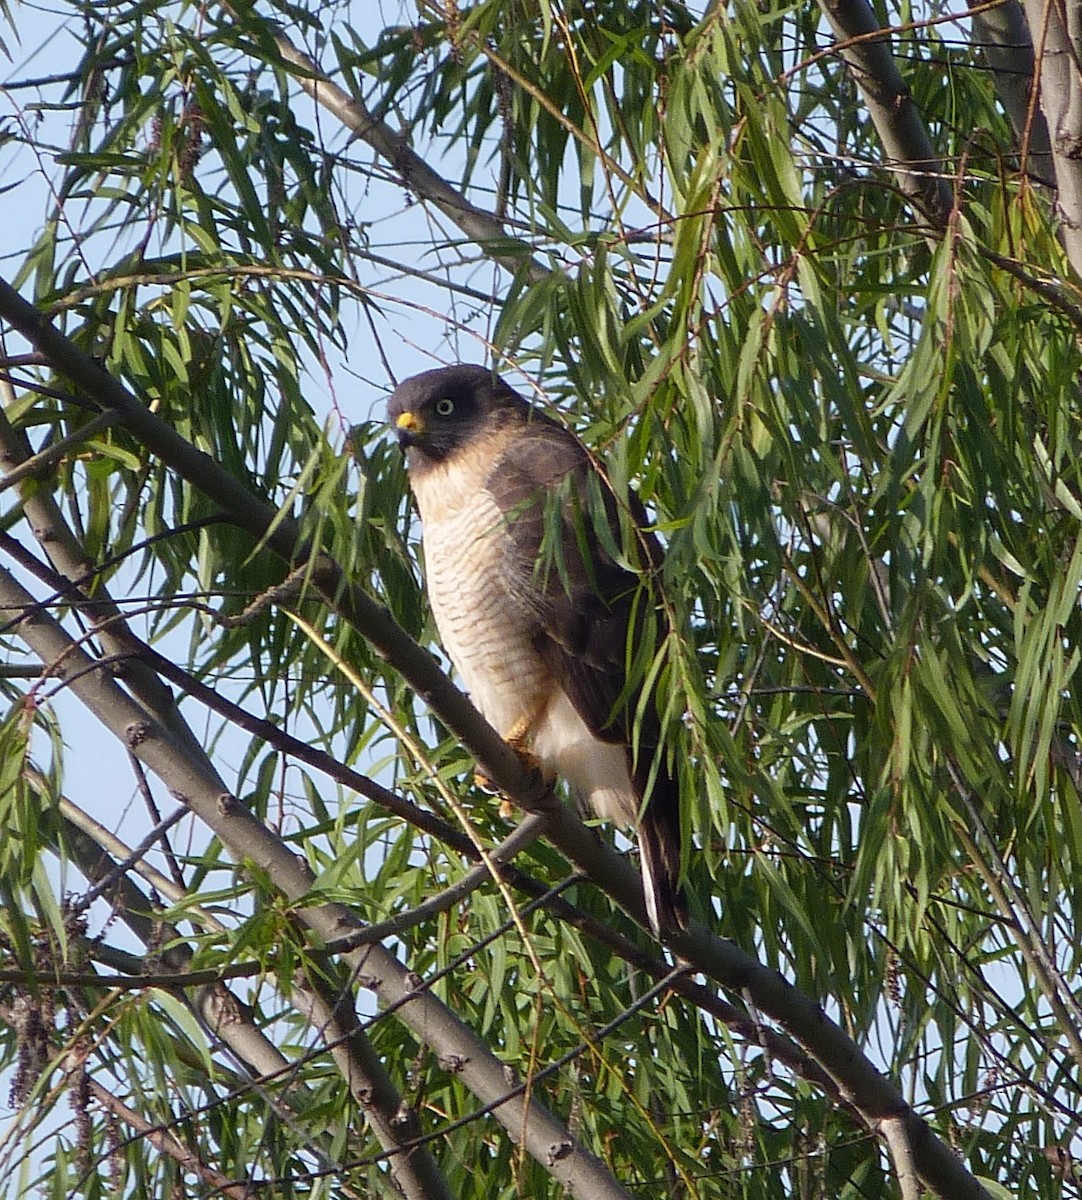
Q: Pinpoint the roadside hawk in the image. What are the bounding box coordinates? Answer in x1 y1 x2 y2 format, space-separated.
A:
389 364 687 936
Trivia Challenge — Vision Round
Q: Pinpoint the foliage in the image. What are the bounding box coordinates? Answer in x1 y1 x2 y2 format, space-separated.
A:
1 1 1080 1197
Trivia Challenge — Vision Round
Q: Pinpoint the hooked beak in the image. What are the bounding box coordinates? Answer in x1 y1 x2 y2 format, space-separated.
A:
394 410 423 446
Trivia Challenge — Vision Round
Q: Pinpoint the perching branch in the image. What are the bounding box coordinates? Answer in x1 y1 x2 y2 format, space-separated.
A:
289 971 456 1200
14 541 869 1120
0 561 632 1198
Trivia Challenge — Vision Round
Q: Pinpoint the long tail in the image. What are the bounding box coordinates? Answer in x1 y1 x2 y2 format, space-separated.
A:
635 761 688 937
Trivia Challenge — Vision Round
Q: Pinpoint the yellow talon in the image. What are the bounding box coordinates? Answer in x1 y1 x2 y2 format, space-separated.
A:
472 710 548 798
473 745 543 793
473 767 496 792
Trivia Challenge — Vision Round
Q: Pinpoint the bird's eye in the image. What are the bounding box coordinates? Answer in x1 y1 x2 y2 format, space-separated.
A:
435 397 455 417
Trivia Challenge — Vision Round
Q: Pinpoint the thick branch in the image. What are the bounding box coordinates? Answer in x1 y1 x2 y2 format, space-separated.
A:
967 0 1055 184
818 0 954 226
1023 0 1082 275
291 973 455 1200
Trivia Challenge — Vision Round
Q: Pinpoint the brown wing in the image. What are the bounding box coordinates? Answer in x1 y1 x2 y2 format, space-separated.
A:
484 414 660 748
487 414 687 933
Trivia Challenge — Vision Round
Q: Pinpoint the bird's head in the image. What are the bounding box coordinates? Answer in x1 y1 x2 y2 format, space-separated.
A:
387 365 527 464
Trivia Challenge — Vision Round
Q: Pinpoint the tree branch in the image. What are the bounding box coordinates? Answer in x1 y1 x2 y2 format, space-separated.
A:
818 0 954 226
85 1078 254 1200
1023 0 1082 275
248 13 552 284
967 0 1055 185
291 969 456 1200
0 387 211 769
51 791 414 1188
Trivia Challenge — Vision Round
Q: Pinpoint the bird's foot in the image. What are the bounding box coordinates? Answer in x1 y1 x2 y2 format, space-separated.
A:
473 767 495 792
473 714 550 809
472 745 544 794
473 758 545 818
503 712 538 754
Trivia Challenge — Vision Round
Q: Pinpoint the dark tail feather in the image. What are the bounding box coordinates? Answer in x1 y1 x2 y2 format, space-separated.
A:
635 763 688 937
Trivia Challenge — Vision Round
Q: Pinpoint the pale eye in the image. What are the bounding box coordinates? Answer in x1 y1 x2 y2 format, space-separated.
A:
435 397 455 417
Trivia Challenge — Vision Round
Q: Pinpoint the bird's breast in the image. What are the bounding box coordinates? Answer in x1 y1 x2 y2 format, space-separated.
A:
410 456 550 736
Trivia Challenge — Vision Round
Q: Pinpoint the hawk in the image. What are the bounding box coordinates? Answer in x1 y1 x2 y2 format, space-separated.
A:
389 364 686 936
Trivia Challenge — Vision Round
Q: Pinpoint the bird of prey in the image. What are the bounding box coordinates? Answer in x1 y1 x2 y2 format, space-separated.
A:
389 364 686 936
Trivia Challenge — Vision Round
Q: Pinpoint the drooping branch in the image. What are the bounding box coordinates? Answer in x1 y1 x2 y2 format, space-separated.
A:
249 13 552 285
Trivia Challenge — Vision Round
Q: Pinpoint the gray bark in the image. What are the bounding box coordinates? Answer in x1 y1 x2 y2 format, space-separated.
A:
1022 0 1082 275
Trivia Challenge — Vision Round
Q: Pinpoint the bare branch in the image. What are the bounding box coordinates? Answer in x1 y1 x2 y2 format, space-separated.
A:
85 1078 254 1199
880 1114 922 1200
